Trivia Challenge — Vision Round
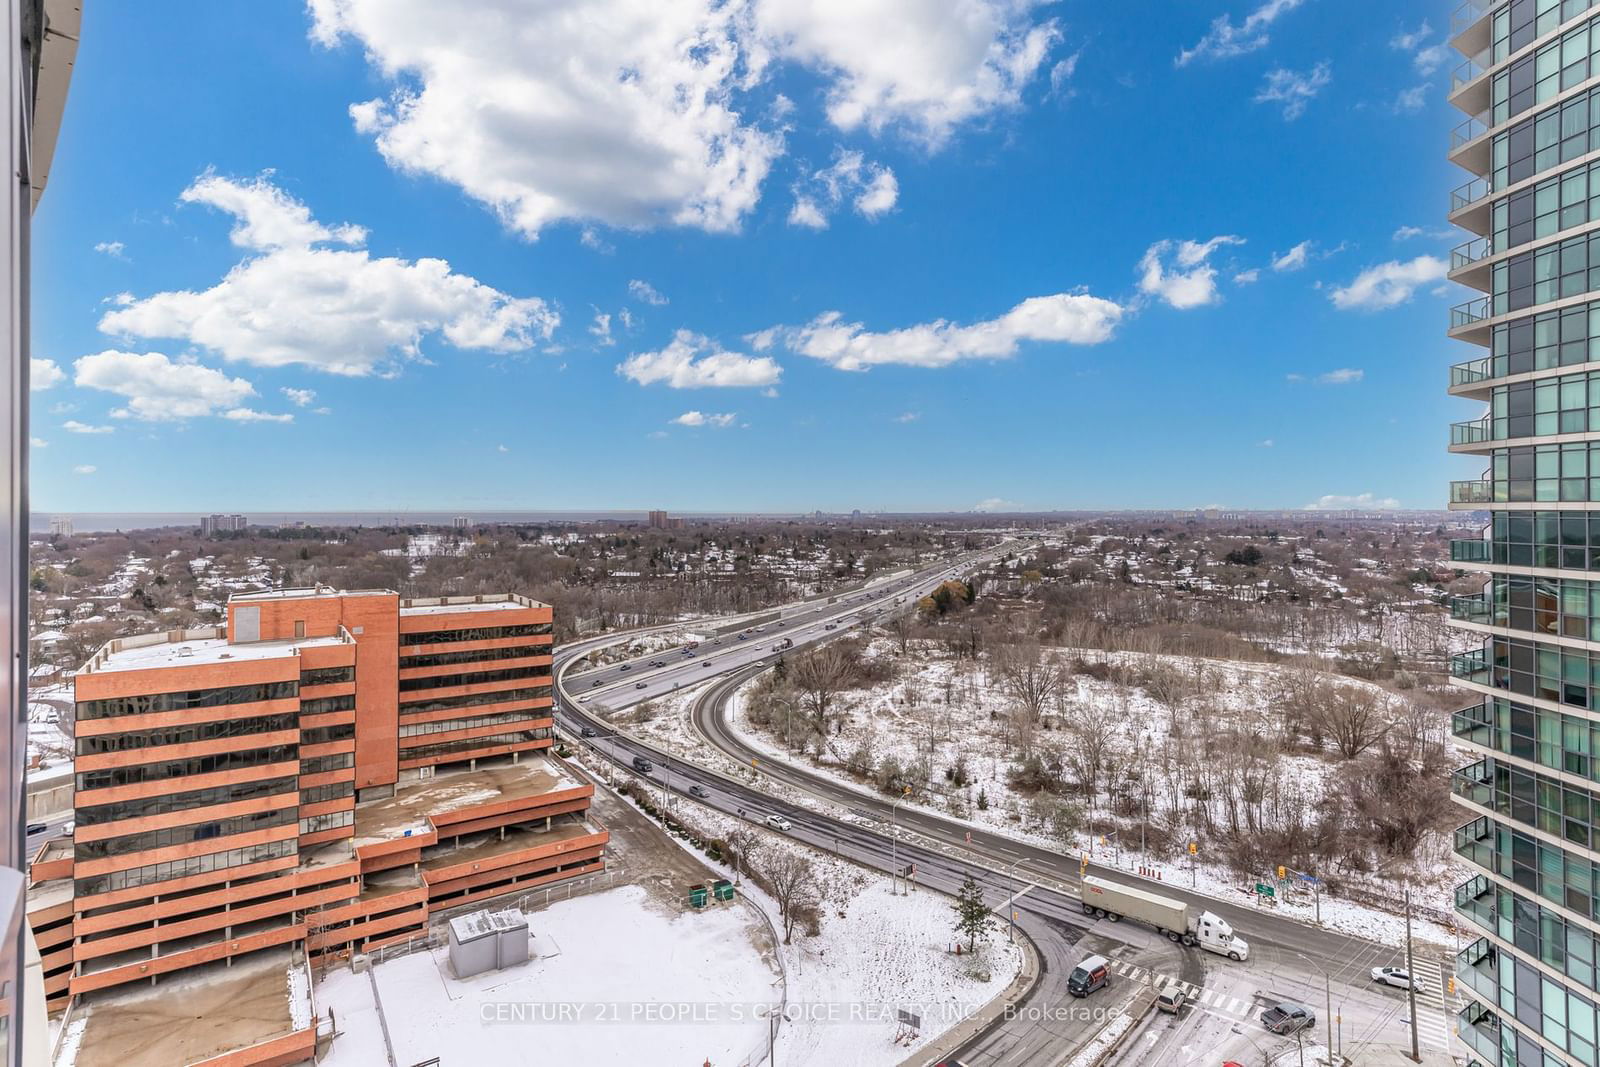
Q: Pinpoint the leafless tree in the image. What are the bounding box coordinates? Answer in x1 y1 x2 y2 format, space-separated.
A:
1314 685 1394 760
761 847 822 944
995 640 1066 723
790 644 857 749
1061 703 1118 798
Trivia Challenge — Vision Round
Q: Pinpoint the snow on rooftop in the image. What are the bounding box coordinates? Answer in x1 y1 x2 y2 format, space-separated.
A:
400 595 543 616
448 907 527 943
86 632 347 674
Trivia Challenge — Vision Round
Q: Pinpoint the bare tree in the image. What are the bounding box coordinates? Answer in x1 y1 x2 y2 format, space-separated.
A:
1061 703 1118 798
995 640 1066 723
790 644 857 748
761 847 822 944
1314 686 1393 760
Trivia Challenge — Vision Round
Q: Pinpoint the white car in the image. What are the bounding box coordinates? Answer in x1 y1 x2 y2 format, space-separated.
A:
1370 966 1416 990
578 695 592 704
765 814 793 832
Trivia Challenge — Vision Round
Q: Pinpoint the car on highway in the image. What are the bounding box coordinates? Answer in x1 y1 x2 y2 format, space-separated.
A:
634 681 647 689
688 785 709 799
632 756 654 773
579 696 592 704
620 663 631 671
703 660 714 667
580 726 598 737
1370 966 1417 990
764 814 793 831
824 623 836 630
1260 1002 1315 1035
25 823 46 837
1067 955 1111 997
590 679 602 688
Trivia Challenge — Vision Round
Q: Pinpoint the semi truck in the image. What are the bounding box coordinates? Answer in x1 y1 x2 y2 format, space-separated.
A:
1080 876 1250 960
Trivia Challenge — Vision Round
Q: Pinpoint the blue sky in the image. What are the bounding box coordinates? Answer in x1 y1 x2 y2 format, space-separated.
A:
29 0 1469 514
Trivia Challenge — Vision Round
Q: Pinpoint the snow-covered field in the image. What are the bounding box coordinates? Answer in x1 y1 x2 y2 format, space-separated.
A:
318 884 779 1067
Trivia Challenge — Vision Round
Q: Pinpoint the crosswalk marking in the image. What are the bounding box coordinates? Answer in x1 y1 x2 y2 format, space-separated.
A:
1198 989 1214 1006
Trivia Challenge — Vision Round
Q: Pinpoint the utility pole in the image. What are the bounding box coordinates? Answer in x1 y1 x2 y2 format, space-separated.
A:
1405 886 1421 1063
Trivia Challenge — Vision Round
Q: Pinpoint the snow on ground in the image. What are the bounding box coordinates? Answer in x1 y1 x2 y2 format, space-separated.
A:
615 788 1025 1066
1067 1010 1133 1067
318 884 778 1067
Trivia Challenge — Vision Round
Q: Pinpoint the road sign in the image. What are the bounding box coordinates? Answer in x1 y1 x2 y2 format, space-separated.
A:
896 1008 921 1030
1255 883 1275 898
1188 841 1198 855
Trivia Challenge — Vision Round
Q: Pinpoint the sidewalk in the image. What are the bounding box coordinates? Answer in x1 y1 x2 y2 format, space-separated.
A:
900 926 1042 1067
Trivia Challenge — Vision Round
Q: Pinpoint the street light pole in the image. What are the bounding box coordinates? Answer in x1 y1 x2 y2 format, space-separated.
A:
1405 887 1421 1063
891 792 908 894
1005 859 1022 943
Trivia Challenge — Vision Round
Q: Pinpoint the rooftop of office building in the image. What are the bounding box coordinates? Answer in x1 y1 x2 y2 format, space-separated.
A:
351 755 581 848
75 626 352 676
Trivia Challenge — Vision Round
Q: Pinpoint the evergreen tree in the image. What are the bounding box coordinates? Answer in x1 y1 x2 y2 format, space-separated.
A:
952 871 994 952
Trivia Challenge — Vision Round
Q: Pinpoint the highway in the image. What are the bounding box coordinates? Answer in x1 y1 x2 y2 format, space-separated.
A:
549 552 1457 1066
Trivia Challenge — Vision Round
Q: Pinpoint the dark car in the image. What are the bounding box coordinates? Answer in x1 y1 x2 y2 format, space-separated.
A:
1260 1003 1315 1035
632 756 654 773
25 823 46 837
1067 954 1110 997
580 726 598 738
635 681 648 689
590 679 602 688
620 663 631 671
688 784 709 799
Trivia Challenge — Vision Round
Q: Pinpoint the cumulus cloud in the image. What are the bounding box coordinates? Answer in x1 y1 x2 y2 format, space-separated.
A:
30 358 63 390
974 497 1017 512
789 149 899 229
1392 24 1448 76
1255 62 1331 120
93 240 126 259
671 410 737 427
894 411 920 423
1329 255 1447 311
73 350 276 422
1234 269 1260 284
224 408 295 423
63 420 113 434
590 311 615 346
99 172 556 376
29 437 45 448
628 279 669 307
281 387 316 407
618 330 782 389
1177 0 1307 66
1315 368 1364 385
1393 85 1429 113
1137 236 1245 310
1305 492 1400 511
73 465 96 475
1271 241 1311 272
308 0 1058 238
780 291 1123 372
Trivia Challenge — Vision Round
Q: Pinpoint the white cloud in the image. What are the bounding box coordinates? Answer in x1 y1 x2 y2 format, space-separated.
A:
974 497 1016 512
1271 241 1311 272
782 291 1123 372
1413 43 1449 76
223 408 295 423
281 387 316 407
1389 23 1431 53
1329 255 1447 311
63 421 113 434
1177 0 1307 66
29 437 45 448
1256 438 1274 447
590 311 615 346
73 350 262 421
788 149 898 228
628 279 668 307
1048 50 1082 96
618 330 782 389
1305 492 1400 511
579 228 614 254
100 173 556 377
72 465 96 475
1233 269 1260 284
618 307 636 331
1316 367 1364 385
93 240 126 259
1393 225 1425 241
671 410 736 427
1393 85 1428 113
308 0 1058 238
894 411 920 423
1255 62 1331 120
1137 236 1245 310
30 358 63 390
182 171 366 251
497 444 510 453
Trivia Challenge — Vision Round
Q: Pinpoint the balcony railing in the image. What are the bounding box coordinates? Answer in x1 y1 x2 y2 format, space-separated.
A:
1454 814 1495 868
1456 937 1499 1003
1452 236 1492 271
1450 355 1493 387
1452 113 1490 150
1451 417 1493 446
1451 479 1493 505
1452 176 1492 214
1451 539 1492 563
1452 296 1491 329
1450 594 1495 624
1451 648 1490 685
1452 0 1492 36
1456 1001 1503 1064
1452 49 1492 93
1452 758 1496 809
1455 873 1495 928
1452 701 1494 747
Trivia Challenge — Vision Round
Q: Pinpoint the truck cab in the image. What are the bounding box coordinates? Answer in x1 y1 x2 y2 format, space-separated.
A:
1195 911 1249 960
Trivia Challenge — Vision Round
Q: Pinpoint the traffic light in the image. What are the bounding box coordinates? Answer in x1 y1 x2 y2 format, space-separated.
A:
1277 865 1286 880
1188 841 1198 855
1447 976 1456 995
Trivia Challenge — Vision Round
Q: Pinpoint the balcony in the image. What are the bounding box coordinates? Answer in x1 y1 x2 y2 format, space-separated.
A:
1451 0 1494 59
1452 49 1491 95
1451 236 1492 273
1450 0 1491 36
1450 416 1493 447
1452 758 1495 809
1450 593 1495 624
1450 479 1493 506
1451 647 1490 685
1450 355 1494 394
1450 539 1492 563
1451 295 1490 330
1456 1001 1503 1064
1452 701 1494 747
1456 937 1500 1003
1451 178 1494 236
1455 873 1496 930
1454 814 1495 869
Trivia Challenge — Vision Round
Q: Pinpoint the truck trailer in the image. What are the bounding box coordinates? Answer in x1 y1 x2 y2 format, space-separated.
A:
1080 875 1250 960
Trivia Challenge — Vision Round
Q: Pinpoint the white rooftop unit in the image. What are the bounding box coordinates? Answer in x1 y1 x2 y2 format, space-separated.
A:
447 907 530 978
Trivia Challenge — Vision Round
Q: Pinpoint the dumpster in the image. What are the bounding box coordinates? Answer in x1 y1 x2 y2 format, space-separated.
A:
712 879 735 902
688 884 709 909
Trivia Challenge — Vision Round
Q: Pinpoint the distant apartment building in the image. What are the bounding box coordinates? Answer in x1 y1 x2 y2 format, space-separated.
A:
647 509 684 529
26 586 605 1059
47 516 70 537
1446 4 1600 1064
452 515 469 529
199 513 247 536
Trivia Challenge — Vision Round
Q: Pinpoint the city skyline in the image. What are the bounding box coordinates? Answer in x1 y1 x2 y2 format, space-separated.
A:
30 1 1463 514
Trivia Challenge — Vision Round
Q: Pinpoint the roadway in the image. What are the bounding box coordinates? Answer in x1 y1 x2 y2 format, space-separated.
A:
549 552 1456 1065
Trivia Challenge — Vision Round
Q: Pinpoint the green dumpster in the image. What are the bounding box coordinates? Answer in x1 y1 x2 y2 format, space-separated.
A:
712 879 734 902
688 884 709 909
